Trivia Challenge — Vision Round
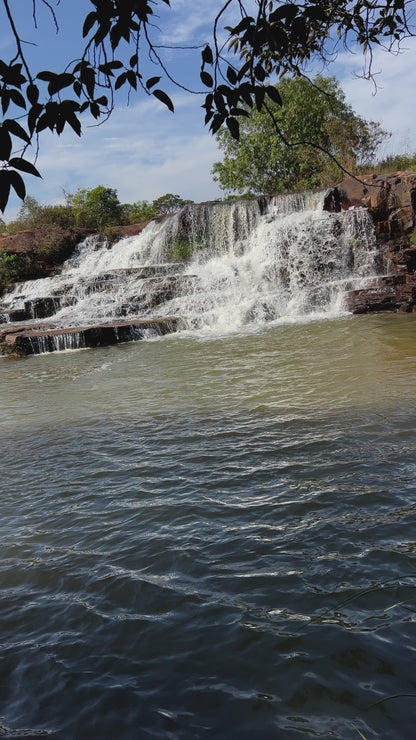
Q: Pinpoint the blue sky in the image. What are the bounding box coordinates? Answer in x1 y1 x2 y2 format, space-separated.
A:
1 1 416 218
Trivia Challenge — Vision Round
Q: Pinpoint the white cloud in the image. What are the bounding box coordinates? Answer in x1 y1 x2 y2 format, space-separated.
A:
333 36 416 156
5 93 222 216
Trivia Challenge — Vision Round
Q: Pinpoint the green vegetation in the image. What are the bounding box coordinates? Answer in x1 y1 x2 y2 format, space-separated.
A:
0 187 194 289
357 151 416 176
0 2 414 211
4 188 193 235
212 76 387 196
0 250 33 285
71 186 123 231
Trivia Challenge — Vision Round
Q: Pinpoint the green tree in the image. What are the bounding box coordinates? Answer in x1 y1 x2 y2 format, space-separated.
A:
122 200 157 224
0 1 413 211
152 194 193 216
212 76 387 196
71 185 123 230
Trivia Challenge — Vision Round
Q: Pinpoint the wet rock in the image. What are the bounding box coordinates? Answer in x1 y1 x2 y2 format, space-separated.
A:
0 317 186 357
338 171 416 241
346 274 416 314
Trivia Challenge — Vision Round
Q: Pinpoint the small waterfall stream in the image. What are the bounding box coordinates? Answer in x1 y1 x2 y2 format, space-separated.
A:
1 191 378 352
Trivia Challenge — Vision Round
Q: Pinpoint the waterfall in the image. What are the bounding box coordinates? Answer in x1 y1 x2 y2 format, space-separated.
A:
1 191 378 343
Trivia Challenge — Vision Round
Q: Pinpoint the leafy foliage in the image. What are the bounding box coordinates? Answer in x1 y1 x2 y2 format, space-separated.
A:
0 1 414 211
71 186 124 230
122 200 157 224
152 193 193 215
202 0 415 145
212 76 388 196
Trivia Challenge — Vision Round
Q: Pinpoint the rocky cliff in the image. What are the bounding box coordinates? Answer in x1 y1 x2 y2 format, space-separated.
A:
336 171 416 313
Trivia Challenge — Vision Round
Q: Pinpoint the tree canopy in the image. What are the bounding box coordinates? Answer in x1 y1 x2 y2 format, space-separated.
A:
212 75 387 196
71 185 124 230
0 0 414 211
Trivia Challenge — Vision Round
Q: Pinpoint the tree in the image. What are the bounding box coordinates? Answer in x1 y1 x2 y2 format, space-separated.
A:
152 194 194 216
71 185 123 230
122 200 157 224
0 1 414 211
212 76 387 196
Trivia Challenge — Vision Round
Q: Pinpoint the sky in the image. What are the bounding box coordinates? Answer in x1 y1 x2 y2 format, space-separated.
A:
1 0 416 219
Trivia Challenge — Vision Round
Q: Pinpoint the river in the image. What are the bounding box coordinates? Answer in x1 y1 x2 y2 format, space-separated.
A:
1 313 415 739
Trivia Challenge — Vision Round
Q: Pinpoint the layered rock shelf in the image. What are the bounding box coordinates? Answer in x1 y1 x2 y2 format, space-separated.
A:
0 317 185 357
346 274 416 314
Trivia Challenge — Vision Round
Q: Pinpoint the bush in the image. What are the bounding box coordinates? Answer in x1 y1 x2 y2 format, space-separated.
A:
0 250 36 288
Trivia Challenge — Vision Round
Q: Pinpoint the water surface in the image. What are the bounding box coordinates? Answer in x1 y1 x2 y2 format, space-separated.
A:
1 314 415 739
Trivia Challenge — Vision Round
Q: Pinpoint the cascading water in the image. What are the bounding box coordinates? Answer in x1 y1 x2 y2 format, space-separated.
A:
1 191 378 342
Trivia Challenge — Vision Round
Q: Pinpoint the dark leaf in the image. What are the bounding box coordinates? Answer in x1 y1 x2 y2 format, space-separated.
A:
9 89 26 109
74 80 82 97
94 20 111 46
226 116 240 139
28 103 43 134
9 157 42 177
48 73 75 96
0 171 11 212
0 128 12 160
210 113 225 135
99 61 123 75
254 87 266 111
254 64 266 82
90 102 100 119
9 170 26 200
229 107 249 117
146 76 161 90
126 70 137 89
115 72 128 90
200 71 213 88
110 25 122 50
214 91 226 115
226 66 238 85
80 66 96 98
83 11 97 37
305 6 328 22
231 17 254 35
153 89 174 112
201 45 213 65
27 84 39 105
66 114 82 135
266 86 282 106
2 63 26 87
56 116 65 135
237 60 252 82
1 90 10 115
95 95 108 106
37 70 55 82
130 53 139 67
3 119 30 143
270 4 299 23
35 114 49 133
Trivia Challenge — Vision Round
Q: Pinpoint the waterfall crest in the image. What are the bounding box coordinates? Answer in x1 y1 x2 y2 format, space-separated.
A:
1 191 378 342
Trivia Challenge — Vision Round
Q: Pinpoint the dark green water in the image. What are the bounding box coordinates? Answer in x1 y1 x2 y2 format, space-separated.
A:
1 315 415 739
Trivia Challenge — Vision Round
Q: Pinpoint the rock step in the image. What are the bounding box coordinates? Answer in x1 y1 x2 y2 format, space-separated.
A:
0 274 196 323
0 317 186 356
346 274 416 314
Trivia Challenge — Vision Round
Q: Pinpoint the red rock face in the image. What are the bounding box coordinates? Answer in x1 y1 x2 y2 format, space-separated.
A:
337 171 416 241
337 172 416 314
